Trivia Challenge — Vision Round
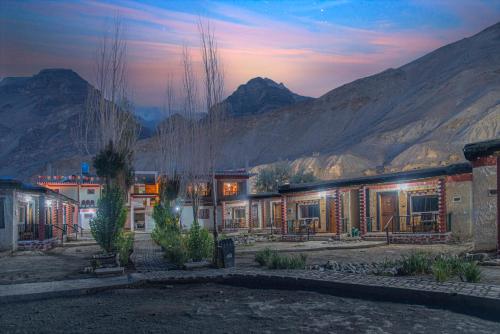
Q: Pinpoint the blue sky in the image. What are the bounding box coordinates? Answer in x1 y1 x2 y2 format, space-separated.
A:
1 0 499 105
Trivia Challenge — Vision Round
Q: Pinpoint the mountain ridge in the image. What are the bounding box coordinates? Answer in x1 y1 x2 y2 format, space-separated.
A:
1 22 500 181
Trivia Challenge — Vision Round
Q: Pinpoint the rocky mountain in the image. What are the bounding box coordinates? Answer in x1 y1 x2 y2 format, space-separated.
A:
196 22 500 178
0 69 89 178
222 77 312 116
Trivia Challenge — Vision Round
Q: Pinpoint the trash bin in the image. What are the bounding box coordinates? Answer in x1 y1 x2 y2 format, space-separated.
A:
217 238 235 268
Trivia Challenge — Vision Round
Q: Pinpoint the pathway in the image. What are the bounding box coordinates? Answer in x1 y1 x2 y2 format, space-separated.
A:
131 232 174 272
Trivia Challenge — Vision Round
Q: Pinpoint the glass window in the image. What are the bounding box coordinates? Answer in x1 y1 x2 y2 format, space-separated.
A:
87 189 95 195
298 204 320 219
233 208 246 219
411 195 438 213
223 182 238 196
198 208 210 219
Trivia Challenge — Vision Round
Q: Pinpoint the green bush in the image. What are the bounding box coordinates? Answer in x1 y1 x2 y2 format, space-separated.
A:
90 186 126 254
116 231 134 266
432 258 453 282
267 253 307 270
186 220 213 261
399 252 433 275
255 248 274 266
159 226 187 267
459 261 481 283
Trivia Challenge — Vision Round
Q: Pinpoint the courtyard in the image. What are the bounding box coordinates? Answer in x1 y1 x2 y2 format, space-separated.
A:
0 283 499 333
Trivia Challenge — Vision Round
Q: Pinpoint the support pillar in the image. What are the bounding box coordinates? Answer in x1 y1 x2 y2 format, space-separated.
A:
334 190 341 236
248 199 252 232
438 178 447 234
281 195 287 234
359 187 367 235
38 195 46 241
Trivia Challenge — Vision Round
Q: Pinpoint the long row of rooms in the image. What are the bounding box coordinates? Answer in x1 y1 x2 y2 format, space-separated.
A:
220 139 499 251
0 139 498 252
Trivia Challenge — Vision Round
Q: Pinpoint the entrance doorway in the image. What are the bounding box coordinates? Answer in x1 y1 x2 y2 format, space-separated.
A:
134 210 146 231
272 202 282 230
378 192 398 231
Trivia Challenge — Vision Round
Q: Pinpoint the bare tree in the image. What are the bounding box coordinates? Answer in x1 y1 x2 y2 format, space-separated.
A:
178 45 207 229
75 16 139 191
155 73 178 176
198 19 226 262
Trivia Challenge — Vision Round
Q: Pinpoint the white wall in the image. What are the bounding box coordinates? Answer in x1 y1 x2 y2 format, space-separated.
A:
0 189 16 251
180 205 214 230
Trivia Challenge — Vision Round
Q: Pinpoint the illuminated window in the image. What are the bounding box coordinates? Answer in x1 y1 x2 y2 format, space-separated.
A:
223 182 238 196
187 183 210 197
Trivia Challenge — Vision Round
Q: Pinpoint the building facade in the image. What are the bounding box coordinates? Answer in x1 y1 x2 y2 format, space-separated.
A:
0 179 78 251
37 175 103 230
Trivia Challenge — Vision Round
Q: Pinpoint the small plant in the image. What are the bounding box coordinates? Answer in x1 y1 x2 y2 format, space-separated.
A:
116 231 134 266
267 252 307 270
399 252 432 275
255 248 274 266
432 258 453 282
186 220 213 261
459 261 481 283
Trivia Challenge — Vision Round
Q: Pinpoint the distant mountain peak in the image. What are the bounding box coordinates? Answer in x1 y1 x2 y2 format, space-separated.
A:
224 77 312 116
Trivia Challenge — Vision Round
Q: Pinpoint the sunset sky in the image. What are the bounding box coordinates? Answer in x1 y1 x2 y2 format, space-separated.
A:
1 0 500 106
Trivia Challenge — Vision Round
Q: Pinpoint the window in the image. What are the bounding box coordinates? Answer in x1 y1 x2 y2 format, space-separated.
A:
233 207 246 219
452 196 461 203
87 189 95 195
18 206 26 224
83 213 94 219
0 198 4 229
223 182 238 196
298 204 320 219
489 189 498 197
198 208 210 219
411 195 438 213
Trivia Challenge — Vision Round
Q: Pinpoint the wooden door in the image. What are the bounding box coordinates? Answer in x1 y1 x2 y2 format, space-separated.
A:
272 203 282 227
379 192 398 231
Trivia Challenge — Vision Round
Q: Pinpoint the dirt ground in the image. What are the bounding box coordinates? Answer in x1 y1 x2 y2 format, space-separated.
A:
0 245 100 284
3 241 500 286
0 283 498 334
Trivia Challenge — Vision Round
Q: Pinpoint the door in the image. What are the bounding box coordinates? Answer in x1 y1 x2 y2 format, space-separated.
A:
379 192 398 231
272 203 282 229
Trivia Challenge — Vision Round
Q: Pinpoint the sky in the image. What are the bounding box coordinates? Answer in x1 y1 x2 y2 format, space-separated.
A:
1 0 500 107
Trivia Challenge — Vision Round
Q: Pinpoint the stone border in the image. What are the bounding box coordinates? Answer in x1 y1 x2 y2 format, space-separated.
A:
2 270 500 322
235 241 385 255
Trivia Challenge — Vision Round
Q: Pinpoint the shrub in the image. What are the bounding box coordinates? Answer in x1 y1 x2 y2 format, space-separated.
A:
267 253 307 270
399 252 432 275
90 186 126 254
116 231 134 266
186 220 213 261
255 248 274 266
159 227 187 267
459 261 481 283
432 258 453 282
